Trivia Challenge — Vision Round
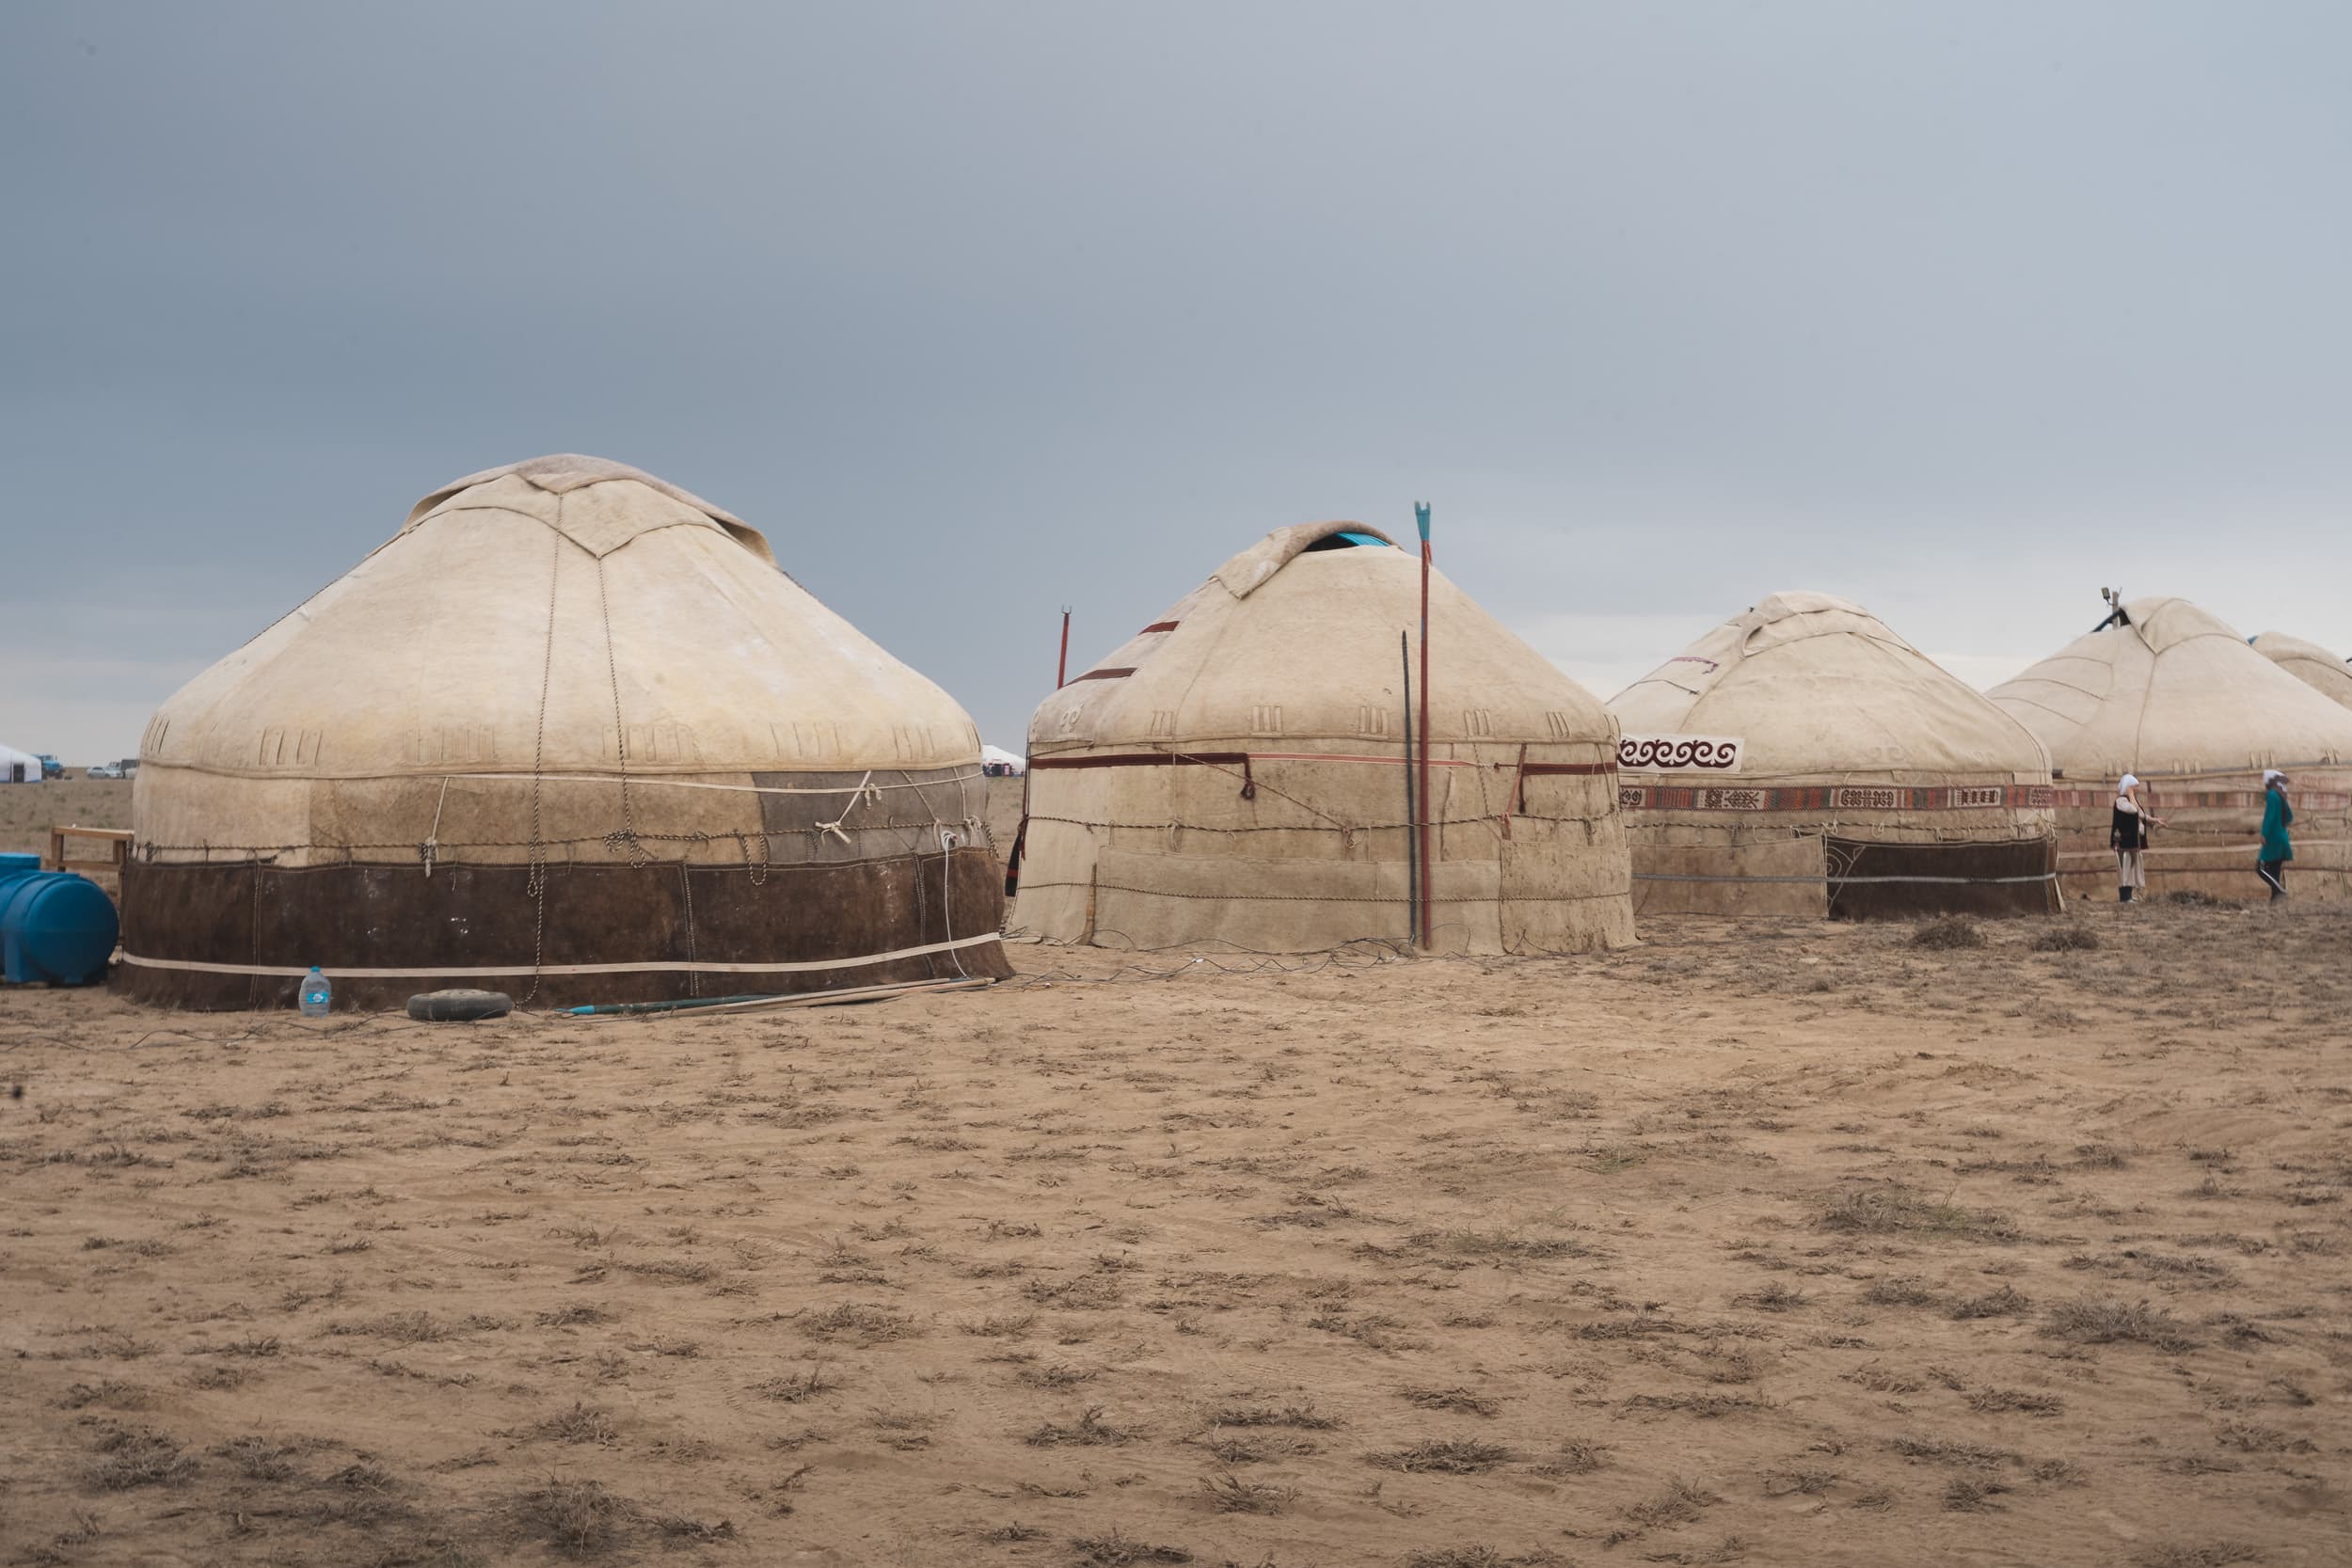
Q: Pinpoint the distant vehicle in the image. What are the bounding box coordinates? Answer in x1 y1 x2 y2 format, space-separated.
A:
34 754 64 780
85 763 126 780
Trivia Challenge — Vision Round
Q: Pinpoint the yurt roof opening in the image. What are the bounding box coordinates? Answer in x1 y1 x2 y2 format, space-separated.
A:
1019 519 1633 956
1988 596 2352 903
1606 592 2058 920
123 454 1009 1009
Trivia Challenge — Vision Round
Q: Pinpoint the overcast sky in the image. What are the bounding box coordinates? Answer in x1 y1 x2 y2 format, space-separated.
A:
5 2 2348 763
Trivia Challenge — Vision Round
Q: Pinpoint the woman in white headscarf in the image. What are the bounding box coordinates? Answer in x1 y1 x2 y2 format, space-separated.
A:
2110 774 2167 903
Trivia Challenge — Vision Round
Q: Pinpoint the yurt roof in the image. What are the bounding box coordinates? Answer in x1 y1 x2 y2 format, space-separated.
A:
1988 597 2352 777
2251 630 2352 712
142 455 977 782
1029 520 1611 751
400 453 778 566
1607 591 2047 779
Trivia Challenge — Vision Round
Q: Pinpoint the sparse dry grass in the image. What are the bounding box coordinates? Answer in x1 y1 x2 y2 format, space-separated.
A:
85 1426 195 1490
2134 1545 2261 1568
4 890 2344 1565
1820 1185 2013 1240
2043 1297 2201 1351
1622 1476 1721 1528
514 1476 628 1558
1025 1406 1139 1447
1069 1527 1194 1564
1366 1437 1517 1473
1197 1468 1296 1513
1398 1384 1501 1417
1912 915 1986 950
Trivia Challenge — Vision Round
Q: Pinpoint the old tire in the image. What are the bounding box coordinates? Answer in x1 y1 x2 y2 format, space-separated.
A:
406 988 513 1022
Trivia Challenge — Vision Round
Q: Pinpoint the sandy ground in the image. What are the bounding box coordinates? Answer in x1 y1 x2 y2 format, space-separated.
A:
4 894 2347 1568
0 781 131 859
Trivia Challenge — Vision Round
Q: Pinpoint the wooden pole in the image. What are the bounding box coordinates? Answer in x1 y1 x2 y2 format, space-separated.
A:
1415 502 1434 949
1401 629 1416 943
1056 608 1072 689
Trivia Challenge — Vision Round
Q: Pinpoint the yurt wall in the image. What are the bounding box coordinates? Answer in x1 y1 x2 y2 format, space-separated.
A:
1020 523 1633 955
122 456 1009 1009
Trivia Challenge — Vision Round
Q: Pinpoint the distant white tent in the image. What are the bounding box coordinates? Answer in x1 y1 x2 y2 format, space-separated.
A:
0 742 40 784
981 745 1026 776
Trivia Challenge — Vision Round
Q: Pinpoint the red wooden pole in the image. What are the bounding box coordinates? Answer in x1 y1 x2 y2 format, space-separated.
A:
1415 502 1433 949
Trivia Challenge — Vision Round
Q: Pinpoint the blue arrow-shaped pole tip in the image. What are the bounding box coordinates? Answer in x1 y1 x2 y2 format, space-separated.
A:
1413 501 1432 541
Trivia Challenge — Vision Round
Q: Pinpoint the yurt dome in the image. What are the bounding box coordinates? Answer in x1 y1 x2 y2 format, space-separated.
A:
122 454 1009 1008
1988 597 2352 902
1607 592 2058 918
1019 522 1632 954
2251 630 2352 712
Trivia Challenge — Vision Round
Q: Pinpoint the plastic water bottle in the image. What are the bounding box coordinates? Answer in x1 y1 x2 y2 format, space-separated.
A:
299 966 332 1017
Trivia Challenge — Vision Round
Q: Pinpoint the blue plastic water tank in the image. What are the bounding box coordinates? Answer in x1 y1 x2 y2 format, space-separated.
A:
0 868 119 987
0 853 40 874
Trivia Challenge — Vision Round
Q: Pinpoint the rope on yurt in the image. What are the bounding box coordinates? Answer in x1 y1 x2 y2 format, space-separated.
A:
419 770 984 795
521 530 563 1005
134 819 1017 860
814 771 879 844
1012 880 1623 904
595 554 644 865
1012 809 1612 835
732 829 770 885
421 775 451 877
678 860 699 997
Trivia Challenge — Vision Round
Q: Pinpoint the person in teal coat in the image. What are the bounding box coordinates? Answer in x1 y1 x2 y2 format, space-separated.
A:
2257 769 2294 899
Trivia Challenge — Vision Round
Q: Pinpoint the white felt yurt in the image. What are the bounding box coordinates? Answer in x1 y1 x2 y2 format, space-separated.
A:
123 455 1009 1008
1018 523 1632 953
1989 598 2352 902
0 742 40 784
1607 592 2058 918
2251 631 2352 713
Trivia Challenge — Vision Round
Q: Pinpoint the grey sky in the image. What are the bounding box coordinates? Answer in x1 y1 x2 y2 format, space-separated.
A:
5 2 2348 763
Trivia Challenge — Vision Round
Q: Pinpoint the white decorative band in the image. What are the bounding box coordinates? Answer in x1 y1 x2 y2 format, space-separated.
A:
437 769 982 796
1617 734 1743 772
119 932 1001 981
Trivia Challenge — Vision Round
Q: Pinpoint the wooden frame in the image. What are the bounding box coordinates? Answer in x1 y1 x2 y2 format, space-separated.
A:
46 826 132 876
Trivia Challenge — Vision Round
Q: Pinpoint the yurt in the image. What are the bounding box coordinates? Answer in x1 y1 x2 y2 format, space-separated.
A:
1989 597 2352 902
0 742 40 784
1018 522 1632 954
2252 631 2352 712
1607 592 2058 919
122 455 1009 1009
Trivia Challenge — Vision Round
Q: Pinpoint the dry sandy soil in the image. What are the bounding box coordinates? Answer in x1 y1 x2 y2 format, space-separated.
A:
0 781 131 859
4 894 2347 1568
0 782 131 906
